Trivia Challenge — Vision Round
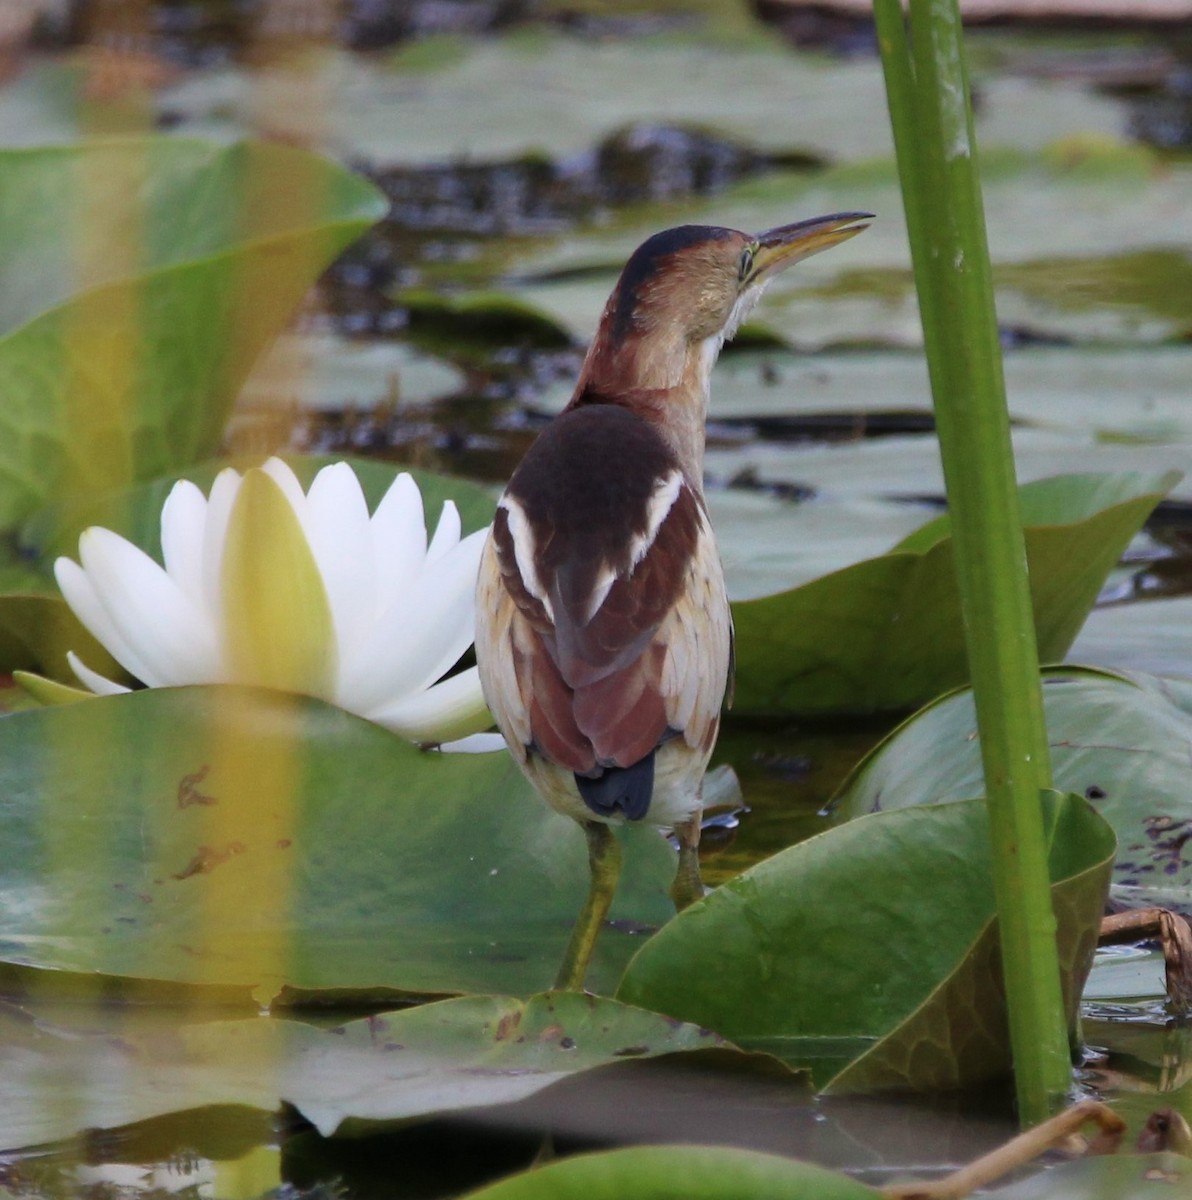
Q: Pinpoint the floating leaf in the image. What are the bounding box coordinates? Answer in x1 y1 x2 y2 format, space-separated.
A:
0 994 730 1148
238 332 467 412
458 1144 879 1200
833 667 1192 911
0 137 386 527
728 471 1176 716
707 429 1191 506
618 793 1113 1092
0 686 675 1002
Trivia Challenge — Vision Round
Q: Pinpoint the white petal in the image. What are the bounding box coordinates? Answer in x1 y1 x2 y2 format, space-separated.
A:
55 555 161 686
202 466 242 618
78 528 222 687
67 651 132 696
303 463 375 673
339 526 486 712
261 457 309 514
369 473 427 611
426 501 461 564
365 666 493 743
437 732 508 754
160 480 209 610
261 458 313 545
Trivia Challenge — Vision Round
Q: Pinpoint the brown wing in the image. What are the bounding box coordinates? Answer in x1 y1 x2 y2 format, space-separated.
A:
483 479 731 775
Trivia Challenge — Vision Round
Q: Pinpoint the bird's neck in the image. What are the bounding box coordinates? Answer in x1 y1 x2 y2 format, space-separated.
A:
569 330 720 490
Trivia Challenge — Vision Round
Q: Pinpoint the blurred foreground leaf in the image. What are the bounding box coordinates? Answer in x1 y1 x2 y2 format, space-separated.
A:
0 137 386 526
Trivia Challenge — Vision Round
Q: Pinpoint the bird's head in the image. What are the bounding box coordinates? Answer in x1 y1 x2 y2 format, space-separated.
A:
577 212 872 403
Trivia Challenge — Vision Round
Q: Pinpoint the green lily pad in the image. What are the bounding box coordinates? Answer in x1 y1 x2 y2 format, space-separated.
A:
618 792 1113 1092
1 994 730 1148
0 685 675 1002
710 488 936 601
833 668 1192 911
728 471 1175 716
237 332 467 413
458 1144 878 1200
0 137 386 528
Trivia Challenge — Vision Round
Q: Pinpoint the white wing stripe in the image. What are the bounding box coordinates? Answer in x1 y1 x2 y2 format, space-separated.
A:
629 469 684 569
499 495 555 623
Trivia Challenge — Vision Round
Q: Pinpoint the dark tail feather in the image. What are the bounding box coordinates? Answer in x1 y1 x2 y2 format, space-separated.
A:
575 754 655 821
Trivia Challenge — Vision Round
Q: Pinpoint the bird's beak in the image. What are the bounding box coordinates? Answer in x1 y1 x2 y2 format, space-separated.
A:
749 211 873 282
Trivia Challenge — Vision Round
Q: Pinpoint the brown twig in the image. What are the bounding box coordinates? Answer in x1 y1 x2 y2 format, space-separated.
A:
881 1100 1126 1200
1100 909 1192 1015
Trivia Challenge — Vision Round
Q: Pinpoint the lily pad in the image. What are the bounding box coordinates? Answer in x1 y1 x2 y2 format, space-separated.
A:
0 994 729 1148
832 668 1192 912
618 793 1113 1092
458 1144 878 1200
0 685 675 1002
728 471 1175 716
683 346 1192 441
237 332 467 413
707 428 1192 506
709 488 936 601
0 137 386 527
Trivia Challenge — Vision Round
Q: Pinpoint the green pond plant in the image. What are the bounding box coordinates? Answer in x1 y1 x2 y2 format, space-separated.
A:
873 0 1071 1122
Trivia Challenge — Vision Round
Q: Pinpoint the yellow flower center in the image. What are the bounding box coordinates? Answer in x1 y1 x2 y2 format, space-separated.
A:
221 469 336 696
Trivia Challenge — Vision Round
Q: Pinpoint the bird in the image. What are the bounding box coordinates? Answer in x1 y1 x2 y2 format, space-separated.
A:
475 213 872 990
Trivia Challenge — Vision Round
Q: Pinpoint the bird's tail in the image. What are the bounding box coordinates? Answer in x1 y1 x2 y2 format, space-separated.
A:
574 754 655 822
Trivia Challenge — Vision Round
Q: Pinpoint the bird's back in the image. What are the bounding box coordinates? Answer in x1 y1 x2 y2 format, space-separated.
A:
475 402 732 827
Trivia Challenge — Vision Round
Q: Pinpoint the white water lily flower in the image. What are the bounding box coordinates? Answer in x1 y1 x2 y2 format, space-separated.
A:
54 458 499 745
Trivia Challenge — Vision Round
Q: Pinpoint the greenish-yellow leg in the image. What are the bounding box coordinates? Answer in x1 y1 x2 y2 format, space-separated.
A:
554 820 623 991
670 813 704 911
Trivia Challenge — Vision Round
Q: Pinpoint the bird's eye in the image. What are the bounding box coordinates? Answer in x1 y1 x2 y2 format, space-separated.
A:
738 247 754 280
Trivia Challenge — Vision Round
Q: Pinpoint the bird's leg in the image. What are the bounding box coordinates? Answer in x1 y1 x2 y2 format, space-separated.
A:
554 820 623 992
670 813 704 911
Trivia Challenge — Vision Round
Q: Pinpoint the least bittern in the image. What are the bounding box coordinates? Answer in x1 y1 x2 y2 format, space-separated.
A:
476 213 872 990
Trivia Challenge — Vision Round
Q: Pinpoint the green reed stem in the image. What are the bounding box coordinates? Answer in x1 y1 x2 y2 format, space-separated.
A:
872 0 1071 1125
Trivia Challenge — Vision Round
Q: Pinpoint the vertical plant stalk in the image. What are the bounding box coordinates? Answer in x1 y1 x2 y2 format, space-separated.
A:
872 0 1071 1123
